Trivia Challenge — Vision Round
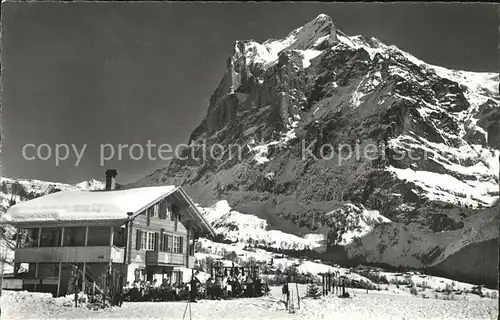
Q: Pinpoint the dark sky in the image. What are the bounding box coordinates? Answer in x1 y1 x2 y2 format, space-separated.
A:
2 2 498 184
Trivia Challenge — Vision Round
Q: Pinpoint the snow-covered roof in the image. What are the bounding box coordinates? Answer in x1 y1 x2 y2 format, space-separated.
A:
2 186 177 224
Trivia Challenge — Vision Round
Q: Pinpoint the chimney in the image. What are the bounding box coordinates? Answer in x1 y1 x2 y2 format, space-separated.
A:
105 169 118 191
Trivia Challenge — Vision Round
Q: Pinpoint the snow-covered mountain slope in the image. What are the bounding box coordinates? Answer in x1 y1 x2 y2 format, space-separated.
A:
198 200 322 250
0 177 102 212
0 177 105 213
345 202 498 285
324 203 391 246
74 179 106 191
128 13 498 285
198 200 393 251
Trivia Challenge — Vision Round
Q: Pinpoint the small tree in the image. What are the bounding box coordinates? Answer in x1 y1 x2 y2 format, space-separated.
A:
276 263 284 272
306 281 322 299
204 256 214 273
224 251 239 263
284 265 298 281
243 256 256 268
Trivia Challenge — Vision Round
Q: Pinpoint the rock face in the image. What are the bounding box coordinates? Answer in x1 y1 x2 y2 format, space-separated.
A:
129 14 499 285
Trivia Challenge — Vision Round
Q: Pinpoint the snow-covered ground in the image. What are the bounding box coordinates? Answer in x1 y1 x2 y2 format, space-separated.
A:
1 286 497 320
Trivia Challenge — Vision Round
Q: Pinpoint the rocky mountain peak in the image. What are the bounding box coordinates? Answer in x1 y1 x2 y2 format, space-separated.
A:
129 14 499 285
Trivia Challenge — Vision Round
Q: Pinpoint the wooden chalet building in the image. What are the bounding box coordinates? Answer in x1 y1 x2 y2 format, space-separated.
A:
2 170 215 297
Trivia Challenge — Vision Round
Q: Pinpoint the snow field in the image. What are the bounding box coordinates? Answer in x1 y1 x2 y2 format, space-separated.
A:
1 286 497 320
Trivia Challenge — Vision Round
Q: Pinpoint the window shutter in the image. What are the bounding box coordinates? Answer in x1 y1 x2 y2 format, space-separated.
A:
136 230 141 250
174 212 178 232
170 204 177 222
159 201 166 220
154 232 159 251
179 237 184 253
160 228 165 251
123 227 128 246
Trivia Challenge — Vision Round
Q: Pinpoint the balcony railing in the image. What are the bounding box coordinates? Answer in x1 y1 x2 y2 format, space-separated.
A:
146 251 185 266
15 246 125 263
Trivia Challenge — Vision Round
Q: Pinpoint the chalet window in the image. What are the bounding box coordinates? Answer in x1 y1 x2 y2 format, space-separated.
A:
159 232 167 252
145 204 159 219
139 230 156 251
87 226 111 246
163 233 168 252
170 204 177 222
37 263 59 278
165 203 171 220
18 228 39 248
172 270 181 285
148 232 156 251
173 236 183 253
134 269 145 282
159 201 166 220
39 228 62 247
153 203 159 218
159 200 170 220
63 227 86 246
113 227 125 247
15 262 36 278
188 233 195 256
172 236 179 253
140 231 147 250
160 232 174 252
167 235 173 252
136 230 141 249
176 271 183 285
134 269 140 281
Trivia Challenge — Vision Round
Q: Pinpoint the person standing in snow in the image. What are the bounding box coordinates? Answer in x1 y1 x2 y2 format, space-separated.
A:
257 278 263 297
139 281 146 299
282 283 289 303
174 283 180 300
226 278 233 298
215 275 223 300
190 277 198 302
263 282 270 296
247 276 254 297
242 278 248 297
